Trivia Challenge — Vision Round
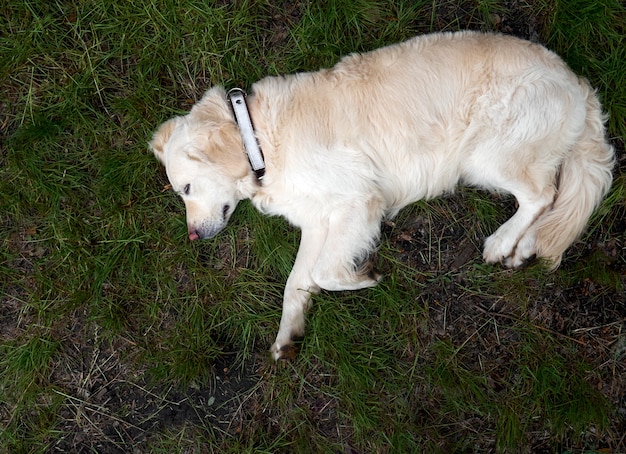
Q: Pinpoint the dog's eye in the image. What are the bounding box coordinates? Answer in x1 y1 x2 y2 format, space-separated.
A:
183 184 190 195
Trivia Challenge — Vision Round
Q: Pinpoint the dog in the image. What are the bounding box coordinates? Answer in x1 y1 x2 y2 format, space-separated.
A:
150 31 614 360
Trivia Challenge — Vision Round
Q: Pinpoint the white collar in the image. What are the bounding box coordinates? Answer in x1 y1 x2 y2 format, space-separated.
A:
227 88 265 181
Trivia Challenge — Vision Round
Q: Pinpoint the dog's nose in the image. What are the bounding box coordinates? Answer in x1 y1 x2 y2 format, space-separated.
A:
188 229 200 241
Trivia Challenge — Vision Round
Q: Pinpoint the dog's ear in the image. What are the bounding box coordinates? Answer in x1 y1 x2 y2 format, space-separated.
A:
211 122 251 179
190 86 229 124
149 117 183 163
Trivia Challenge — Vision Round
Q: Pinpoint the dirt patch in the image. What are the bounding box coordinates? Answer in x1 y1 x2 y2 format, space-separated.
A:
48 325 261 452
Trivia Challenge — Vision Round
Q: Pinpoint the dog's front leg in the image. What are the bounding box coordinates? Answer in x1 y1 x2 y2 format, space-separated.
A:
271 227 326 360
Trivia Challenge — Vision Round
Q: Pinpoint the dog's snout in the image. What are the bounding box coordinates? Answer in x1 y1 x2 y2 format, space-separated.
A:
187 218 227 241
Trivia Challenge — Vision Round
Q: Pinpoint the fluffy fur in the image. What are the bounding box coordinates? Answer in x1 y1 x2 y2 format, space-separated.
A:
150 31 614 360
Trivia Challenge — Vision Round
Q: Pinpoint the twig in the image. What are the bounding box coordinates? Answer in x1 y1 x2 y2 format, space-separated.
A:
571 318 626 334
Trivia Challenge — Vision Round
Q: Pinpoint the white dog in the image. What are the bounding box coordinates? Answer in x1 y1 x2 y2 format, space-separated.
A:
150 31 614 360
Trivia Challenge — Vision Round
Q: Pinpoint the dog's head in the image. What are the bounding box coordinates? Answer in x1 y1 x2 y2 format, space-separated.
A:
150 87 253 240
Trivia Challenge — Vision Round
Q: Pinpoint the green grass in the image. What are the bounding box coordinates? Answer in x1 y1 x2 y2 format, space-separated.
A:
1 0 625 452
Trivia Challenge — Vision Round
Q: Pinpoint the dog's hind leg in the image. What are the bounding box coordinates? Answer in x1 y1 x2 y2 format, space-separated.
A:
271 227 326 360
483 179 556 268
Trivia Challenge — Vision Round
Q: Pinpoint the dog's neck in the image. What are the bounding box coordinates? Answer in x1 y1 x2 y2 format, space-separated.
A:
227 88 266 182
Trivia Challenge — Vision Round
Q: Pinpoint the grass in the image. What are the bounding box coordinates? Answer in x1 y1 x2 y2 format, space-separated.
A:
1 0 625 452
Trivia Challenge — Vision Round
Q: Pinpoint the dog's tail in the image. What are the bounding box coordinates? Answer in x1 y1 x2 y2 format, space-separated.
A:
532 79 614 268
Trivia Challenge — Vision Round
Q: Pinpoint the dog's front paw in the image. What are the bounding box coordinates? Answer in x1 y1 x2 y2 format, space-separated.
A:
270 336 304 361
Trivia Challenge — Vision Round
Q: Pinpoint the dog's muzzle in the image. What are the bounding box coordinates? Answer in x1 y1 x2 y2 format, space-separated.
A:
188 204 231 240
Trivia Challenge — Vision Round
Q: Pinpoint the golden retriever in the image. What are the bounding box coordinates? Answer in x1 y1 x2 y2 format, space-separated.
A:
150 31 614 360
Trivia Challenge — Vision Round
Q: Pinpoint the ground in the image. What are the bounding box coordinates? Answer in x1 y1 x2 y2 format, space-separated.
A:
1 0 625 452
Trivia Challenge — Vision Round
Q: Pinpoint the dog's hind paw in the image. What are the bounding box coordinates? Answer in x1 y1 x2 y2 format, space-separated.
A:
483 233 515 266
484 230 538 268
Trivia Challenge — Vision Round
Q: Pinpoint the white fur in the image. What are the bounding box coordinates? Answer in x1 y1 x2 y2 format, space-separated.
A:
150 31 614 360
